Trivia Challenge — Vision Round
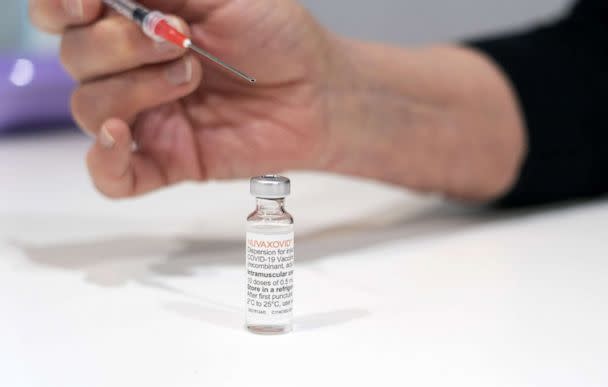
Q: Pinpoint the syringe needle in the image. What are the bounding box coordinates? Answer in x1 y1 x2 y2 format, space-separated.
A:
102 0 256 84
186 41 256 84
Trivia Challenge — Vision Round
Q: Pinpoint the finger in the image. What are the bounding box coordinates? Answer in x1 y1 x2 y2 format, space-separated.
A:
87 118 167 198
135 0 187 14
29 0 103 34
136 0 214 21
61 15 189 82
72 55 203 136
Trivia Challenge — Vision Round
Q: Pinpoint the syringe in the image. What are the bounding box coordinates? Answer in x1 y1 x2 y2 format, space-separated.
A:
102 0 256 83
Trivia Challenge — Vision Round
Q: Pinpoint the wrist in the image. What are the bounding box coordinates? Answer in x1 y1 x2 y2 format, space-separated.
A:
318 39 526 201
317 36 365 172
320 38 442 189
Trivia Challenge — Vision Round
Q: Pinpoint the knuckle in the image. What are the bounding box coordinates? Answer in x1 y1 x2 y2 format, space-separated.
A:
59 35 79 77
122 28 147 58
78 17 146 69
96 183 127 199
70 88 85 120
86 159 130 200
27 2 40 26
103 18 147 61
71 86 94 134
28 1 53 33
93 179 128 200
85 149 97 174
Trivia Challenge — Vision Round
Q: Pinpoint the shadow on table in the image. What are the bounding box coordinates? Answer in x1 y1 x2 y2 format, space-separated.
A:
10 201 527 331
12 202 495 280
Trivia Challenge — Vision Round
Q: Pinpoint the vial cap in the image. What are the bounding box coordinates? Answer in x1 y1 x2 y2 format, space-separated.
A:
250 175 291 198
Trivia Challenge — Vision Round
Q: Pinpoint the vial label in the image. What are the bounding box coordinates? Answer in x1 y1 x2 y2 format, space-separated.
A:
246 232 294 320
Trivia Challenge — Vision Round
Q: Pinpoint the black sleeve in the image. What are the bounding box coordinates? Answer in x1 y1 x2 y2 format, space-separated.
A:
469 0 608 207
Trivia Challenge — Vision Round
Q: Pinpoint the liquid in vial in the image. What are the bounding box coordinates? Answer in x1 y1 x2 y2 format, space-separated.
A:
246 175 294 334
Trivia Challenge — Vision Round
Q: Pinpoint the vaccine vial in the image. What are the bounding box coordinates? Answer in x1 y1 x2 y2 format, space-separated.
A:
246 175 295 334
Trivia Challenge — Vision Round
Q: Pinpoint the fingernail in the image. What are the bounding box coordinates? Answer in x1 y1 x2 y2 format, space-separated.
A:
62 0 83 19
99 125 115 149
166 58 192 86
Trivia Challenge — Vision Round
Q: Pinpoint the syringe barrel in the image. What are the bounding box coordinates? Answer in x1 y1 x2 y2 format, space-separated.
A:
103 1 176 44
102 0 149 21
141 11 173 43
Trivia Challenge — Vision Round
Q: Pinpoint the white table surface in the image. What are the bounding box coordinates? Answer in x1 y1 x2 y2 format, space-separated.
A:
1 130 607 387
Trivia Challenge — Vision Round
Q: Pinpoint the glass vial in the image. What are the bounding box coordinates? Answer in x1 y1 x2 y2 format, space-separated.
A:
246 175 294 334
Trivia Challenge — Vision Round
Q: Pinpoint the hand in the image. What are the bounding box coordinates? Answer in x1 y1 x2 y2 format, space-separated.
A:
30 0 334 198
31 0 525 202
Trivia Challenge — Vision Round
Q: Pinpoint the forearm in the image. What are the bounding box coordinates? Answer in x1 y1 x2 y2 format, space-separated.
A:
470 0 608 206
322 37 526 201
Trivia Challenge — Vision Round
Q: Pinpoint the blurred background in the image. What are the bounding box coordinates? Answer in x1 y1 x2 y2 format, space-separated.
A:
0 1 58 52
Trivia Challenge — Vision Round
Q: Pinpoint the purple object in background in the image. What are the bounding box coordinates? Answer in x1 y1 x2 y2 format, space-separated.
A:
0 54 75 133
